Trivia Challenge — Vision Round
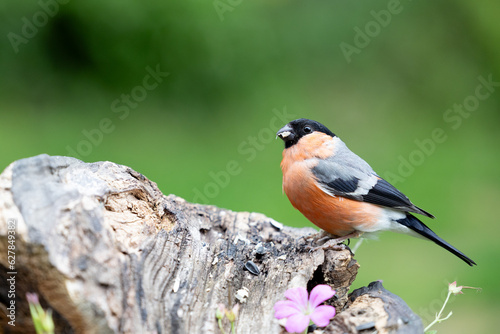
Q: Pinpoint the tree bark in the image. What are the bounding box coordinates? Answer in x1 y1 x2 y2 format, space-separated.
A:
0 155 423 334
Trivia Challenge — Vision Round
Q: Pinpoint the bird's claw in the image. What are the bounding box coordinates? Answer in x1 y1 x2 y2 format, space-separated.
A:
301 230 335 244
305 240 347 252
302 230 363 252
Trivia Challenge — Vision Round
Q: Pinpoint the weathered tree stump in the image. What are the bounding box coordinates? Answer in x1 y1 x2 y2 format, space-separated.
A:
0 155 423 333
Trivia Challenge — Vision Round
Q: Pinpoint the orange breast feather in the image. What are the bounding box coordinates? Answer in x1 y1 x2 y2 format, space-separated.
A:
281 133 381 236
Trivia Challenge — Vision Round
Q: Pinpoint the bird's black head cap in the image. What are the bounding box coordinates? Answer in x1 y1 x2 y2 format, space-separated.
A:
277 118 336 148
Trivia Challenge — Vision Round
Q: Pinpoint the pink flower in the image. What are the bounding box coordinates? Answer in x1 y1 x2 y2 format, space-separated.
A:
448 281 481 295
274 285 336 333
26 292 40 305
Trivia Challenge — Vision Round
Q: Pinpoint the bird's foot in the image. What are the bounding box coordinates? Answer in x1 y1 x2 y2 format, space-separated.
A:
304 230 364 252
301 230 334 244
305 240 347 252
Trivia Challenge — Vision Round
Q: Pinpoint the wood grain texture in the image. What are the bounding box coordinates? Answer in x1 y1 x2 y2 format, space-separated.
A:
0 155 422 334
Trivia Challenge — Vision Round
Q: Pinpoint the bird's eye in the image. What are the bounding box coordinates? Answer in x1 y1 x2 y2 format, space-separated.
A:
303 126 312 133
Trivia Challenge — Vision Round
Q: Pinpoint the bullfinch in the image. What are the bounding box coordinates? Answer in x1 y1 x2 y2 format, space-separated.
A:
277 118 476 266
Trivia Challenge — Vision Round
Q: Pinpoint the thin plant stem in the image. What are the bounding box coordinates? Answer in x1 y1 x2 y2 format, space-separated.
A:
218 318 227 334
351 239 364 253
231 321 236 334
424 291 452 332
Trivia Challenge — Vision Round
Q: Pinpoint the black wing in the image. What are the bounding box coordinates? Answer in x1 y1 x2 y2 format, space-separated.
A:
361 178 434 218
312 148 434 218
313 161 434 218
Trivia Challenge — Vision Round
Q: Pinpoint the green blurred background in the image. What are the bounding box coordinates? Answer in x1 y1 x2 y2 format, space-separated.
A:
1 0 499 332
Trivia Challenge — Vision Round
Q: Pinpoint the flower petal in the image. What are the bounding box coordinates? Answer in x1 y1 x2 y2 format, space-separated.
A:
448 281 464 295
274 300 301 319
284 287 308 309
285 313 310 333
309 285 335 308
310 305 336 327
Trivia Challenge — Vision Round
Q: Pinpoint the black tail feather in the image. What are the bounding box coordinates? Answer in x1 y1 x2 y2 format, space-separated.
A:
397 214 476 266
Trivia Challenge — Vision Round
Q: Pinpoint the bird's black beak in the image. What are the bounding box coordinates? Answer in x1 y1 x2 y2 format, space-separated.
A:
277 124 295 141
